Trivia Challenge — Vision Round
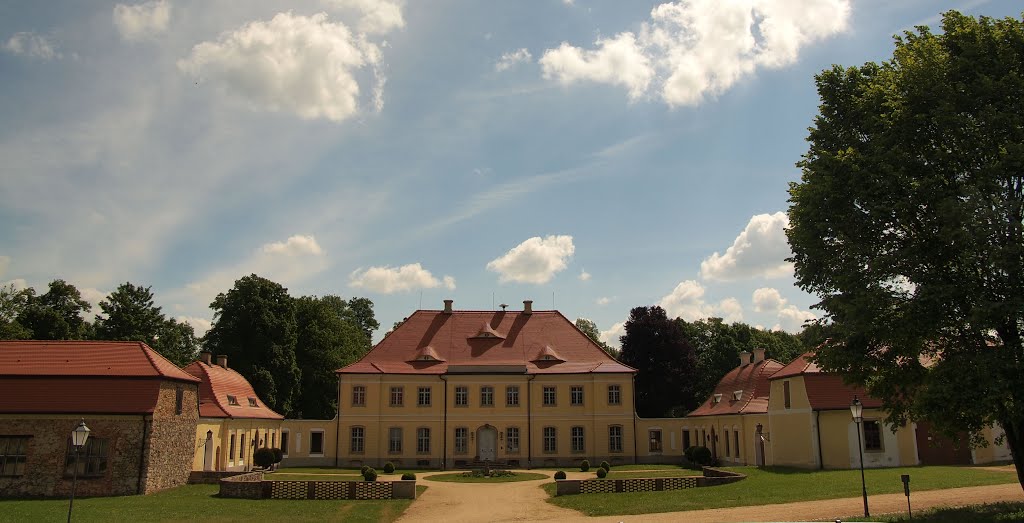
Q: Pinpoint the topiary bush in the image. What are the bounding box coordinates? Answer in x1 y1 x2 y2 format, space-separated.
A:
690 445 713 466
600 460 611 471
684 446 696 462
360 465 370 475
383 461 395 474
579 460 590 472
362 467 378 481
253 447 276 469
554 470 566 480
272 447 284 464
401 472 416 480
596 467 608 478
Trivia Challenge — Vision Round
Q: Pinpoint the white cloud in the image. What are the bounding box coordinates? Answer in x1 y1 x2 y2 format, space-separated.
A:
324 0 405 34
3 32 60 60
79 287 109 321
596 296 610 305
600 321 625 348
177 12 386 122
539 0 850 105
700 211 793 281
176 315 213 337
349 263 455 293
752 287 785 312
658 279 743 322
578 269 591 281
775 304 816 332
486 235 575 284
261 234 324 256
495 48 532 72
113 1 170 41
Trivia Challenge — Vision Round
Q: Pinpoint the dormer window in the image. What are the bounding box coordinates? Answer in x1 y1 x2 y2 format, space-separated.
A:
407 346 445 363
532 345 565 363
712 393 723 404
470 323 506 340
541 355 556 361
227 395 239 406
732 390 743 401
248 397 258 407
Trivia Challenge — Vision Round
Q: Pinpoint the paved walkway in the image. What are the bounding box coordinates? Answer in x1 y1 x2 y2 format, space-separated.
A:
392 470 1024 523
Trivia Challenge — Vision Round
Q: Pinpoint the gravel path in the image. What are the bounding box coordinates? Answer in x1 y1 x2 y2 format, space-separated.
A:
392 469 1024 523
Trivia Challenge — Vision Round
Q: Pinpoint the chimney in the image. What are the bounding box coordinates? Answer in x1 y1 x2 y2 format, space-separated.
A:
443 299 453 314
738 350 751 367
523 300 533 315
200 351 213 365
216 355 228 368
753 348 766 363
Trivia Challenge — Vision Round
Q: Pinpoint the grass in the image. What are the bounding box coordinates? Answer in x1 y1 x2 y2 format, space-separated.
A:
844 502 1024 522
605 470 702 479
536 464 686 472
264 473 363 481
425 472 549 483
544 465 1019 517
0 484 427 523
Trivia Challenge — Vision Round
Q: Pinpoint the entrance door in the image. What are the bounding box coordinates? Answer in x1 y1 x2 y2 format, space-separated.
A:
478 427 497 461
915 422 972 465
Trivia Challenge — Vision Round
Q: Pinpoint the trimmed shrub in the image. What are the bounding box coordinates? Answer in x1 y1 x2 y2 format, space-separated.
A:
360 465 370 475
596 467 608 478
490 469 515 477
363 467 378 481
600 460 611 471
271 447 284 464
683 446 696 462
401 473 416 480
383 461 396 474
579 459 590 472
554 470 567 480
253 447 276 469
690 445 713 466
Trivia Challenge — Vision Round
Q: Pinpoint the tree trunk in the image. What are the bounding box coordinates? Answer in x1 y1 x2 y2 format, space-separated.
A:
999 416 1024 493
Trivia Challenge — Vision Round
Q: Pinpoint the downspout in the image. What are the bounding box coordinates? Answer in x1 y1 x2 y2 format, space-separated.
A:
335 375 342 467
136 415 151 494
632 374 638 464
526 374 537 468
815 410 824 470
440 375 448 471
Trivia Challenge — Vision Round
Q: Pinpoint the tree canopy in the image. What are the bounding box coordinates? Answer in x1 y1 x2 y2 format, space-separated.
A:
574 317 617 357
787 11 1024 489
618 306 698 417
0 283 32 339
17 279 92 340
93 282 199 366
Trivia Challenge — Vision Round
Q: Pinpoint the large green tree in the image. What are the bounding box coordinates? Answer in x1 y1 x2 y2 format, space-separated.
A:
574 317 617 357
17 279 92 339
618 306 698 417
204 274 300 417
93 282 199 366
787 11 1024 489
0 283 32 339
293 295 370 419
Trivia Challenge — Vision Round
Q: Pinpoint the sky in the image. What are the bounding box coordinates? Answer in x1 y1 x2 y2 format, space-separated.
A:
2 0 1020 347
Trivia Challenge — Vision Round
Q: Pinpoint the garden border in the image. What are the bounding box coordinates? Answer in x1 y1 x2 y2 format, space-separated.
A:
218 472 416 500
554 466 746 496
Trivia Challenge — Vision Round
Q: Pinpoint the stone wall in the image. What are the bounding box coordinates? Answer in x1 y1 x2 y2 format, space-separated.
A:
554 466 746 496
141 382 199 494
188 471 245 484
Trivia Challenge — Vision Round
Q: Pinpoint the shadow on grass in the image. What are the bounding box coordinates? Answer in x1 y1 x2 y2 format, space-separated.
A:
845 502 1024 522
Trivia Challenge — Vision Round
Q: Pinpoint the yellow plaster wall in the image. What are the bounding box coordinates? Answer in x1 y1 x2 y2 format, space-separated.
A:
972 424 1013 464
766 377 817 467
200 418 283 471
279 418 337 467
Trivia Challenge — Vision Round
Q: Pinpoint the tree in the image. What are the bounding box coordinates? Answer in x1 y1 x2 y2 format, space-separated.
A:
679 318 744 403
0 283 32 339
293 295 370 419
574 318 617 357
154 319 200 368
617 306 698 417
18 279 92 339
344 297 380 345
94 283 165 344
786 11 1024 490
204 274 300 417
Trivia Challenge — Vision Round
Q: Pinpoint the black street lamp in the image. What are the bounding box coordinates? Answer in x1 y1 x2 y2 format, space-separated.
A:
850 396 869 518
67 419 90 523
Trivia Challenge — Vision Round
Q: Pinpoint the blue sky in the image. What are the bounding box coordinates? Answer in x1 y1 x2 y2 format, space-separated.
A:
2 0 1020 345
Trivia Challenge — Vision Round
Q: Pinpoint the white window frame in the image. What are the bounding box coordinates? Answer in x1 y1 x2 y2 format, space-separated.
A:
309 429 325 457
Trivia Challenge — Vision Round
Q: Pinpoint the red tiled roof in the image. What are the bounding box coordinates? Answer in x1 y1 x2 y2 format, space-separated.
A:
339 310 635 375
769 351 823 379
183 360 283 420
0 377 165 414
769 351 883 410
0 340 200 383
688 358 784 417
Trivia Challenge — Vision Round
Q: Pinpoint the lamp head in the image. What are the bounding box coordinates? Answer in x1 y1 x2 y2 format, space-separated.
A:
850 396 864 423
71 419 91 448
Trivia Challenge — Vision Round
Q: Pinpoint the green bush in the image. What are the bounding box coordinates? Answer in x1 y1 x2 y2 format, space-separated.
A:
401 473 416 480
600 460 611 471
253 447 276 469
360 465 370 475
383 462 395 474
490 469 515 477
580 460 590 472
271 448 284 464
690 446 713 466
554 470 567 480
683 446 696 462
596 467 608 478
362 468 378 481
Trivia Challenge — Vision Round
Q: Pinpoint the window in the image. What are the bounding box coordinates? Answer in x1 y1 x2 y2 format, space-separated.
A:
543 427 556 453
352 385 366 406
506 386 520 406
390 386 404 407
229 433 236 460
0 436 29 477
271 432 276 448
240 436 246 462
310 431 324 455
175 387 184 415
607 384 621 405
571 386 584 406
649 430 663 452
350 427 364 453
609 425 623 453
571 426 585 453
454 428 468 454
417 428 430 453
280 431 289 455
506 427 520 453
863 420 883 451
682 430 691 450
724 429 730 457
227 395 239 406
480 386 494 407
389 428 403 453
247 397 258 407
454 386 468 406
418 386 431 406
783 381 791 409
66 438 108 478
543 386 556 406
733 430 740 457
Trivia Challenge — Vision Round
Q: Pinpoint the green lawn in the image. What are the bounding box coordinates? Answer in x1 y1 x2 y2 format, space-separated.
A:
264 473 363 481
0 484 427 523
425 472 549 483
536 464 686 472
278 466 437 476
845 502 1024 522
605 470 702 479
544 465 1019 517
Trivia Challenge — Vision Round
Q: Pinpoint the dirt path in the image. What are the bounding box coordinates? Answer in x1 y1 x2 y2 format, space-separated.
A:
393 470 1023 523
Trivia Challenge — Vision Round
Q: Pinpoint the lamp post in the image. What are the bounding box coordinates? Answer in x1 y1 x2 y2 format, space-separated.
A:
68 419 91 523
850 396 869 518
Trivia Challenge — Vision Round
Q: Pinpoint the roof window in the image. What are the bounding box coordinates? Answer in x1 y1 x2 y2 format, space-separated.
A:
227 395 239 406
248 397 258 407
470 323 506 340
733 390 743 401
532 345 565 363
712 393 723 404
407 345 445 363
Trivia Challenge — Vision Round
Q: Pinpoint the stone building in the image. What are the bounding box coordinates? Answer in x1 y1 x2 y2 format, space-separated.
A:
0 340 200 497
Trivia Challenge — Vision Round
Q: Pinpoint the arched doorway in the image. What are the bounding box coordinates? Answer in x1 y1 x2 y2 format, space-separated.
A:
477 425 497 462
203 430 214 471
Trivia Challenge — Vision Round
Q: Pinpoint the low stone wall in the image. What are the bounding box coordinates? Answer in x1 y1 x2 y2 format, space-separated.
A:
189 471 246 484
555 466 746 496
218 473 416 500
